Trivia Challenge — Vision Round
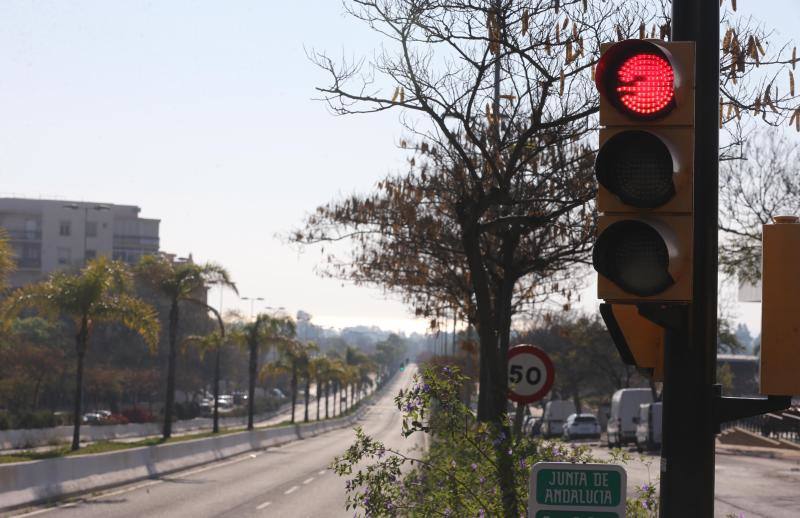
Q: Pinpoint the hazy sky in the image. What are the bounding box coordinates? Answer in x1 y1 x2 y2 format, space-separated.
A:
0 1 797 335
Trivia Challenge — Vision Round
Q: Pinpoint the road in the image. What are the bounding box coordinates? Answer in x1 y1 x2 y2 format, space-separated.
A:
588 444 800 517
12 367 419 518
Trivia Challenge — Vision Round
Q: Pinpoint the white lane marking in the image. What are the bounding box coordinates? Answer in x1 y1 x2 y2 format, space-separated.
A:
256 501 272 510
318 470 326 475
285 485 299 495
303 477 314 484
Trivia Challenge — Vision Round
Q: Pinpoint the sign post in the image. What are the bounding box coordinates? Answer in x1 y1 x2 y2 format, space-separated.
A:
528 462 627 518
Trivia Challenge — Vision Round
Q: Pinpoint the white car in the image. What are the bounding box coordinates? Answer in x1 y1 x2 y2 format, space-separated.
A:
562 413 602 440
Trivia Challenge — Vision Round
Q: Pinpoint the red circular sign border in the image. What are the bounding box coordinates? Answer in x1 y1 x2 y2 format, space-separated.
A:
506 345 555 404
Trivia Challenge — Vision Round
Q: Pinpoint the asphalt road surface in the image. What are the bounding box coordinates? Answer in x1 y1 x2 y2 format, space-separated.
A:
588 444 800 517
15 367 421 518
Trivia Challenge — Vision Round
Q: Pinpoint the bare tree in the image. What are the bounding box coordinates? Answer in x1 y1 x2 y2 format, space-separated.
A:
719 129 800 284
296 2 798 512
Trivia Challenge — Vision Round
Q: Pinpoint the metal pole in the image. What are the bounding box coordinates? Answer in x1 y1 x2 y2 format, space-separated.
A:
660 2 720 516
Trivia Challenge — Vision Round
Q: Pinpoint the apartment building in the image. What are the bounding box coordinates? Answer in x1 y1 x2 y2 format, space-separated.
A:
0 198 160 287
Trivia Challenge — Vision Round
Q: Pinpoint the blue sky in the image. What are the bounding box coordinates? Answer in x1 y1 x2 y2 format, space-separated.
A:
0 1 797 334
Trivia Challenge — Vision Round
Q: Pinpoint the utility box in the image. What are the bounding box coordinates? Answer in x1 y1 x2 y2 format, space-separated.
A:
760 215 800 395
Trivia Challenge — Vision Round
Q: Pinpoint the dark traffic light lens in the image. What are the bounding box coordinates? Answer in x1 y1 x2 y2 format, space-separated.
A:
596 131 675 208
593 220 674 296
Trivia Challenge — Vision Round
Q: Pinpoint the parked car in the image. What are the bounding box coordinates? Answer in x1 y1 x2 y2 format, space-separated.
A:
607 388 653 447
562 413 602 441
271 388 287 399
635 402 663 452
541 400 577 438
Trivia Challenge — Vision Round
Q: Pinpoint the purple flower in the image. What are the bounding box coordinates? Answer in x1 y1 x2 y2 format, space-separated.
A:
471 463 478 471
519 458 526 469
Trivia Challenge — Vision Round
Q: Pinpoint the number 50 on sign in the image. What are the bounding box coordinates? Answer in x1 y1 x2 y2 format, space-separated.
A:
507 345 555 404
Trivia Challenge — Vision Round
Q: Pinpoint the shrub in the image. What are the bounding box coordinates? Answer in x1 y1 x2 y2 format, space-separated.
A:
174 402 201 421
333 365 660 517
121 407 156 423
0 412 10 430
96 413 129 426
13 411 59 429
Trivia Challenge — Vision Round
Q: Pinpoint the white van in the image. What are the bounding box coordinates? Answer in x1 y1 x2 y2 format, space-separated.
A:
607 388 653 447
635 402 663 451
541 400 576 438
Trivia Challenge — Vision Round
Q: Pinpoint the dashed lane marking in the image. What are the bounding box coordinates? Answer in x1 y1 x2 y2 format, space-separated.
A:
303 477 314 484
256 501 272 510
285 485 299 495
318 470 326 475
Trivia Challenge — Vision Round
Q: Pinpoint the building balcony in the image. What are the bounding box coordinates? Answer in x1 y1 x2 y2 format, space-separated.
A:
113 234 159 250
5 229 42 241
15 257 41 269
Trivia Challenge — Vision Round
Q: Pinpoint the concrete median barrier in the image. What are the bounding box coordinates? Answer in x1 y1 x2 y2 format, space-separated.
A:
0 406 370 511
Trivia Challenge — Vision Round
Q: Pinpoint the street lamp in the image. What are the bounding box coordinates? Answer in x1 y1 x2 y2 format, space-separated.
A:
240 296 265 319
63 203 111 265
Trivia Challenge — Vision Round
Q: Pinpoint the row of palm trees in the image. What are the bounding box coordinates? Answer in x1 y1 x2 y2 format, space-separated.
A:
0 247 393 451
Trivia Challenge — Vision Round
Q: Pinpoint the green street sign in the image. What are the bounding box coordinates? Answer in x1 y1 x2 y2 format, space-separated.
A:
529 462 627 518
534 512 619 518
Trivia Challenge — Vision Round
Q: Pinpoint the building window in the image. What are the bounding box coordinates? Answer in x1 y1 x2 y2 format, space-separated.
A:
86 221 98 237
57 247 71 265
85 249 96 260
59 221 71 236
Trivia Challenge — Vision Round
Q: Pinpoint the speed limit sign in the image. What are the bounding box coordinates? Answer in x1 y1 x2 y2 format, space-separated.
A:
507 345 554 404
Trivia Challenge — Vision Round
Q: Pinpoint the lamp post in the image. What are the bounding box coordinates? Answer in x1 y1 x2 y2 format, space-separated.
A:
63 203 110 264
240 296 265 319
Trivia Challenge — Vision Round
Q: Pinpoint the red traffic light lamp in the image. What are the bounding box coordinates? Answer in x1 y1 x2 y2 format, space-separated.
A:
596 40 695 127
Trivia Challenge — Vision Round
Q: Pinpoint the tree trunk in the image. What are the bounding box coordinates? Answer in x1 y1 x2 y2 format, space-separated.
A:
213 348 221 433
316 377 321 421
163 300 179 440
71 322 89 451
290 364 297 423
303 374 310 423
573 394 582 415
247 338 258 430
325 380 329 419
31 375 43 410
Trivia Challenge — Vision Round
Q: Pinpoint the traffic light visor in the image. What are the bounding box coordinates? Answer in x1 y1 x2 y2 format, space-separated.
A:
596 40 677 120
593 220 675 296
596 130 676 208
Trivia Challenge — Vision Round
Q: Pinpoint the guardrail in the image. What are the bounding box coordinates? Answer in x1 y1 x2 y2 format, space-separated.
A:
719 406 800 444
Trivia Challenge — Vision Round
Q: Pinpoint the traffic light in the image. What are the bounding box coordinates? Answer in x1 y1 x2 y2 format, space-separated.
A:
760 215 800 395
600 303 664 381
593 40 695 303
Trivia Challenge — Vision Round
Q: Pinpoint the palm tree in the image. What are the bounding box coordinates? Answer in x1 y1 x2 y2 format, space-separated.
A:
232 313 295 430
325 357 345 417
300 343 319 422
309 356 331 421
181 332 226 433
136 255 236 439
2 257 159 450
263 339 314 424
0 229 15 288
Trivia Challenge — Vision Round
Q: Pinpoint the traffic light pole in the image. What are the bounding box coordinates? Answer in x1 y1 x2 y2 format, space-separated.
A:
652 1 720 516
